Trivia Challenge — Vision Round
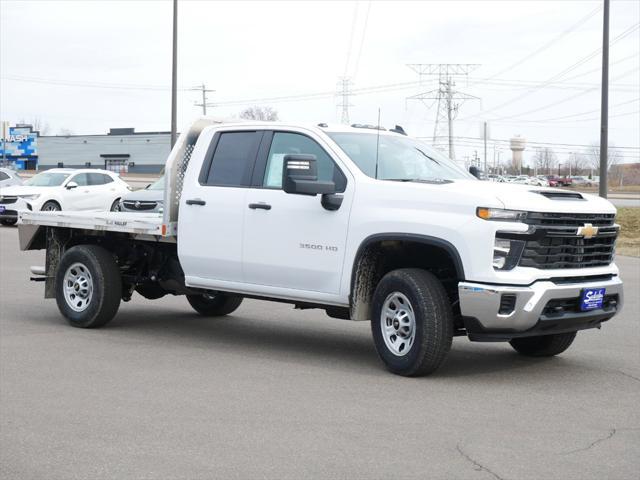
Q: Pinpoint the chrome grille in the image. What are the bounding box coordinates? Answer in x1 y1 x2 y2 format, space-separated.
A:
123 201 157 211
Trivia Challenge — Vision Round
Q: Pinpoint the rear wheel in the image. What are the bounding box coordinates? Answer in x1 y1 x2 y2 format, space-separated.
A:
41 201 61 212
509 332 577 357
371 269 453 377
55 245 121 328
186 293 243 317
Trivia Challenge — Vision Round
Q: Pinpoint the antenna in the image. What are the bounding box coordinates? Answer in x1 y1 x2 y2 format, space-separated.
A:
374 108 381 179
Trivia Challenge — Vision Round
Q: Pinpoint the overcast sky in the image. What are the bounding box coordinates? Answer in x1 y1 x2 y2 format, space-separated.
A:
1 0 639 167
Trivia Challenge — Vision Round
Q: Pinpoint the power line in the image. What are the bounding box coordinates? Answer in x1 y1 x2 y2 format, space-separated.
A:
483 4 603 81
352 1 372 80
190 84 216 115
463 22 640 120
488 66 639 121
406 64 481 159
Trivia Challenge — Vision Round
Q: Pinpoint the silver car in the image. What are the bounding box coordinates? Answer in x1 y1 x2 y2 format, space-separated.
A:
0 168 23 188
117 176 164 213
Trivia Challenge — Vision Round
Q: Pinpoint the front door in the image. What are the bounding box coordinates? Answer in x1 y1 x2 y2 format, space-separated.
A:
178 130 264 287
62 173 94 210
243 131 353 295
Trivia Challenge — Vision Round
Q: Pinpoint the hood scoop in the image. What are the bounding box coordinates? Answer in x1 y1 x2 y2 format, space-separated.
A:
532 190 584 200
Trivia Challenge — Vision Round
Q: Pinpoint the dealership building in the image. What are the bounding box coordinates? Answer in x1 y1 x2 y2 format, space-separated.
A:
0 124 170 173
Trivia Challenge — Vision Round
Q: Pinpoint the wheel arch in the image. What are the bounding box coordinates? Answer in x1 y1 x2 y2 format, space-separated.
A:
349 233 465 321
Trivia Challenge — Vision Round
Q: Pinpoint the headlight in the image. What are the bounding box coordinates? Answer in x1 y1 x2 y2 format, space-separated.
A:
493 237 525 271
18 194 40 200
477 207 527 222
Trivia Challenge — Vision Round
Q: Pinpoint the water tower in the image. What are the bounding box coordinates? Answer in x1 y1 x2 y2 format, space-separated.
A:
510 136 526 173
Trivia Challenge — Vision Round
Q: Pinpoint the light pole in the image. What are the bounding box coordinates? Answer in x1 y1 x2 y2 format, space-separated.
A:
599 0 610 198
170 0 178 148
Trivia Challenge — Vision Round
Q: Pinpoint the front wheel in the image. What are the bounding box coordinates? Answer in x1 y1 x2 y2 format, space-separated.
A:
41 201 61 212
55 245 121 328
186 293 243 317
371 269 453 377
509 332 576 357
110 199 121 212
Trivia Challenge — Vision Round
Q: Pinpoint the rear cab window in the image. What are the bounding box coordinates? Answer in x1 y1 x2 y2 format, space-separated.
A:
200 131 264 187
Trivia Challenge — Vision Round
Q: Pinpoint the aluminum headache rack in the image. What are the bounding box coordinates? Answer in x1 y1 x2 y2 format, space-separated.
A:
163 116 244 227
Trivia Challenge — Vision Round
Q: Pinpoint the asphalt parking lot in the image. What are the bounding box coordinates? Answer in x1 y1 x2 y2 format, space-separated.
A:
0 225 638 480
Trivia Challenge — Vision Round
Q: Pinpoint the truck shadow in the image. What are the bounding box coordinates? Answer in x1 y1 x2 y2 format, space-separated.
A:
106 303 567 381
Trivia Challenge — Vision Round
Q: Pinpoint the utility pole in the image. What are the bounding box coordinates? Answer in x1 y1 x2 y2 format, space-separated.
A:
599 0 610 198
170 0 178 148
483 121 488 172
406 64 480 162
336 77 354 124
192 84 216 115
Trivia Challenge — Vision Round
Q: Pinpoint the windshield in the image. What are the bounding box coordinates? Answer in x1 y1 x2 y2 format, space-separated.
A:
328 132 474 182
25 172 71 187
148 176 165 190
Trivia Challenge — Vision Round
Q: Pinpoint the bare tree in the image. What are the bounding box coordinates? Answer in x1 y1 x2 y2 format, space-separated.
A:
30 117 50 136
533 147 557 175
567 152 587 176
587 142 621 174
239 106 279 121
57 128 74 136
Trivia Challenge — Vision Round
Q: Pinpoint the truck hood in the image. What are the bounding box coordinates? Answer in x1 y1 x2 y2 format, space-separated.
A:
121 188 164 202
447 179 616 214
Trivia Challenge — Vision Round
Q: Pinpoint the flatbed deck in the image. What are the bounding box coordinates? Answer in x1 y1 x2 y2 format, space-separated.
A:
18 210 175 237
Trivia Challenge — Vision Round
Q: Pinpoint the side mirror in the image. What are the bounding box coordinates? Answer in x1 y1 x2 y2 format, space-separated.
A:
66 181 78 190
282 154 335 196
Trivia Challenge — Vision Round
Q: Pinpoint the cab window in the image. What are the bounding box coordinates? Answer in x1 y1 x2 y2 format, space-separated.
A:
263 132 346 192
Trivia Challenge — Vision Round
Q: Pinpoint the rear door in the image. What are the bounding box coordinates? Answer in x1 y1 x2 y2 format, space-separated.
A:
88 173 119 210
178 129 264 287
243 130 353 295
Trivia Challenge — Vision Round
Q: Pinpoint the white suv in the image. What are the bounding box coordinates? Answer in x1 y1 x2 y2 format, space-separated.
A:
0 168 131 225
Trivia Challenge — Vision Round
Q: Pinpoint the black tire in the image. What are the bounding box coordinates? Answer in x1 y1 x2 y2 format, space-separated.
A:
509 332 577 357
186 293 243 317
55 245 121 328
110 199 121 212
371 269 453 377
41 201 61 212
0 219 17 226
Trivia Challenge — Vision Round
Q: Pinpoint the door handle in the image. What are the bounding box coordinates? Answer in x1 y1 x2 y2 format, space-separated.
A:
186 199 206 206
248 203 271 210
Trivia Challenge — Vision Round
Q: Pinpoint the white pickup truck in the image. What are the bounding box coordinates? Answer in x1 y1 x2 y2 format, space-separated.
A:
17 118 624 376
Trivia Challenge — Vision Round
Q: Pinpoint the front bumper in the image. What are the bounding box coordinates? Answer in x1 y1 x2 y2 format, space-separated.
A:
458 275 623 341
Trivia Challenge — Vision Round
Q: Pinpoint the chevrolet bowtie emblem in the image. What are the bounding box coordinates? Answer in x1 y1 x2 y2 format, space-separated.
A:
577 223 599 239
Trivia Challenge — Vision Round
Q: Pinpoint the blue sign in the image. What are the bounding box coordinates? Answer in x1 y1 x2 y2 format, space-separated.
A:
580 288 606 311
0 126 38 158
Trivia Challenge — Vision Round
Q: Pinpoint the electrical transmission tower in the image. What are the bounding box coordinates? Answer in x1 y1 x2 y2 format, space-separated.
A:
406 64 480 161
191 84 216 115
336 76 354 124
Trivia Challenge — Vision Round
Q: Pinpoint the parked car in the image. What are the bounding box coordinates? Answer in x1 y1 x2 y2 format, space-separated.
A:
0 167 23 188
528 176 549 187
487 174 505 183
18 119 623 377
0 168 131 226
570 176 593 187
545 175 560 187
117 176 164 213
